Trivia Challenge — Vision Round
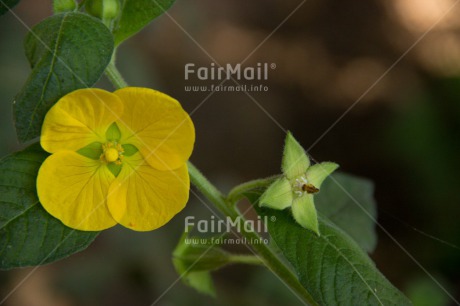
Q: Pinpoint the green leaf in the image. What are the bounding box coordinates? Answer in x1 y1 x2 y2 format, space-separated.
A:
316 173 377 253
0 0 20 16
251 195 411 305
0 143 99 270
113 0 176 45
180 270 216 297
14 12 114 143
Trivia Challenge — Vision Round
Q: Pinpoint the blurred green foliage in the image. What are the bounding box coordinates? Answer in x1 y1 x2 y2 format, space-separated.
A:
1 0 460 305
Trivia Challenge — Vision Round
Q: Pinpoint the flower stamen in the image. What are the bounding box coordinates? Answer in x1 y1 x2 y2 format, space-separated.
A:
101 142 124 164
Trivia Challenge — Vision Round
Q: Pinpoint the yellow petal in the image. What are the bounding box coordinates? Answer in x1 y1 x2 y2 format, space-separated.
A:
37 151 116 231
41 88 123 153
114 87 195 171
107 152 190 231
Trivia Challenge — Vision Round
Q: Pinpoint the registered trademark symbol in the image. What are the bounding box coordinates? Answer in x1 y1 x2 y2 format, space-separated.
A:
270 216 276 222
270 63 276 69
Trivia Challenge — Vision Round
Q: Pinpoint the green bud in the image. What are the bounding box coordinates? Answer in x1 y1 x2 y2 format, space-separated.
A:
86 0 120 21
260 132 339 236
172 231 230 297
173 237 231 273
53 0 77 13
172 230 263 296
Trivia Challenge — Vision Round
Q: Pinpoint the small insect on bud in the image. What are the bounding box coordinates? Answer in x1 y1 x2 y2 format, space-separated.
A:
302 183 319 194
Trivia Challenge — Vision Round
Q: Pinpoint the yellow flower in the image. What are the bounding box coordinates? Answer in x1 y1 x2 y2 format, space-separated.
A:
37 87 195 231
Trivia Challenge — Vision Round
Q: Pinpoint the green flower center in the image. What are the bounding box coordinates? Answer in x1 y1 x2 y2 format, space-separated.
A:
101 142 124 165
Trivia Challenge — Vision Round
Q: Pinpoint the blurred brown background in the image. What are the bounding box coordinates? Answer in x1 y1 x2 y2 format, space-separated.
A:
1 0 460 305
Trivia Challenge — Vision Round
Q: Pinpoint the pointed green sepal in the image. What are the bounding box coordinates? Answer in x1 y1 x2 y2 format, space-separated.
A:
77 142 103 160
122 144 138 156
282 132 310 179
306 162 339 189
105 122 121 141
259 177 293 210
291 195 320 236
107 162 122 177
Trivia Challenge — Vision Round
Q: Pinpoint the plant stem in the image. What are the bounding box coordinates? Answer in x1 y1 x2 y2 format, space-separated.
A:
78 0 87 9
229 255 264 266
227 175 280 203
188 162 318 305
107 63 318 306
105 59 128 89
186 162 234 216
